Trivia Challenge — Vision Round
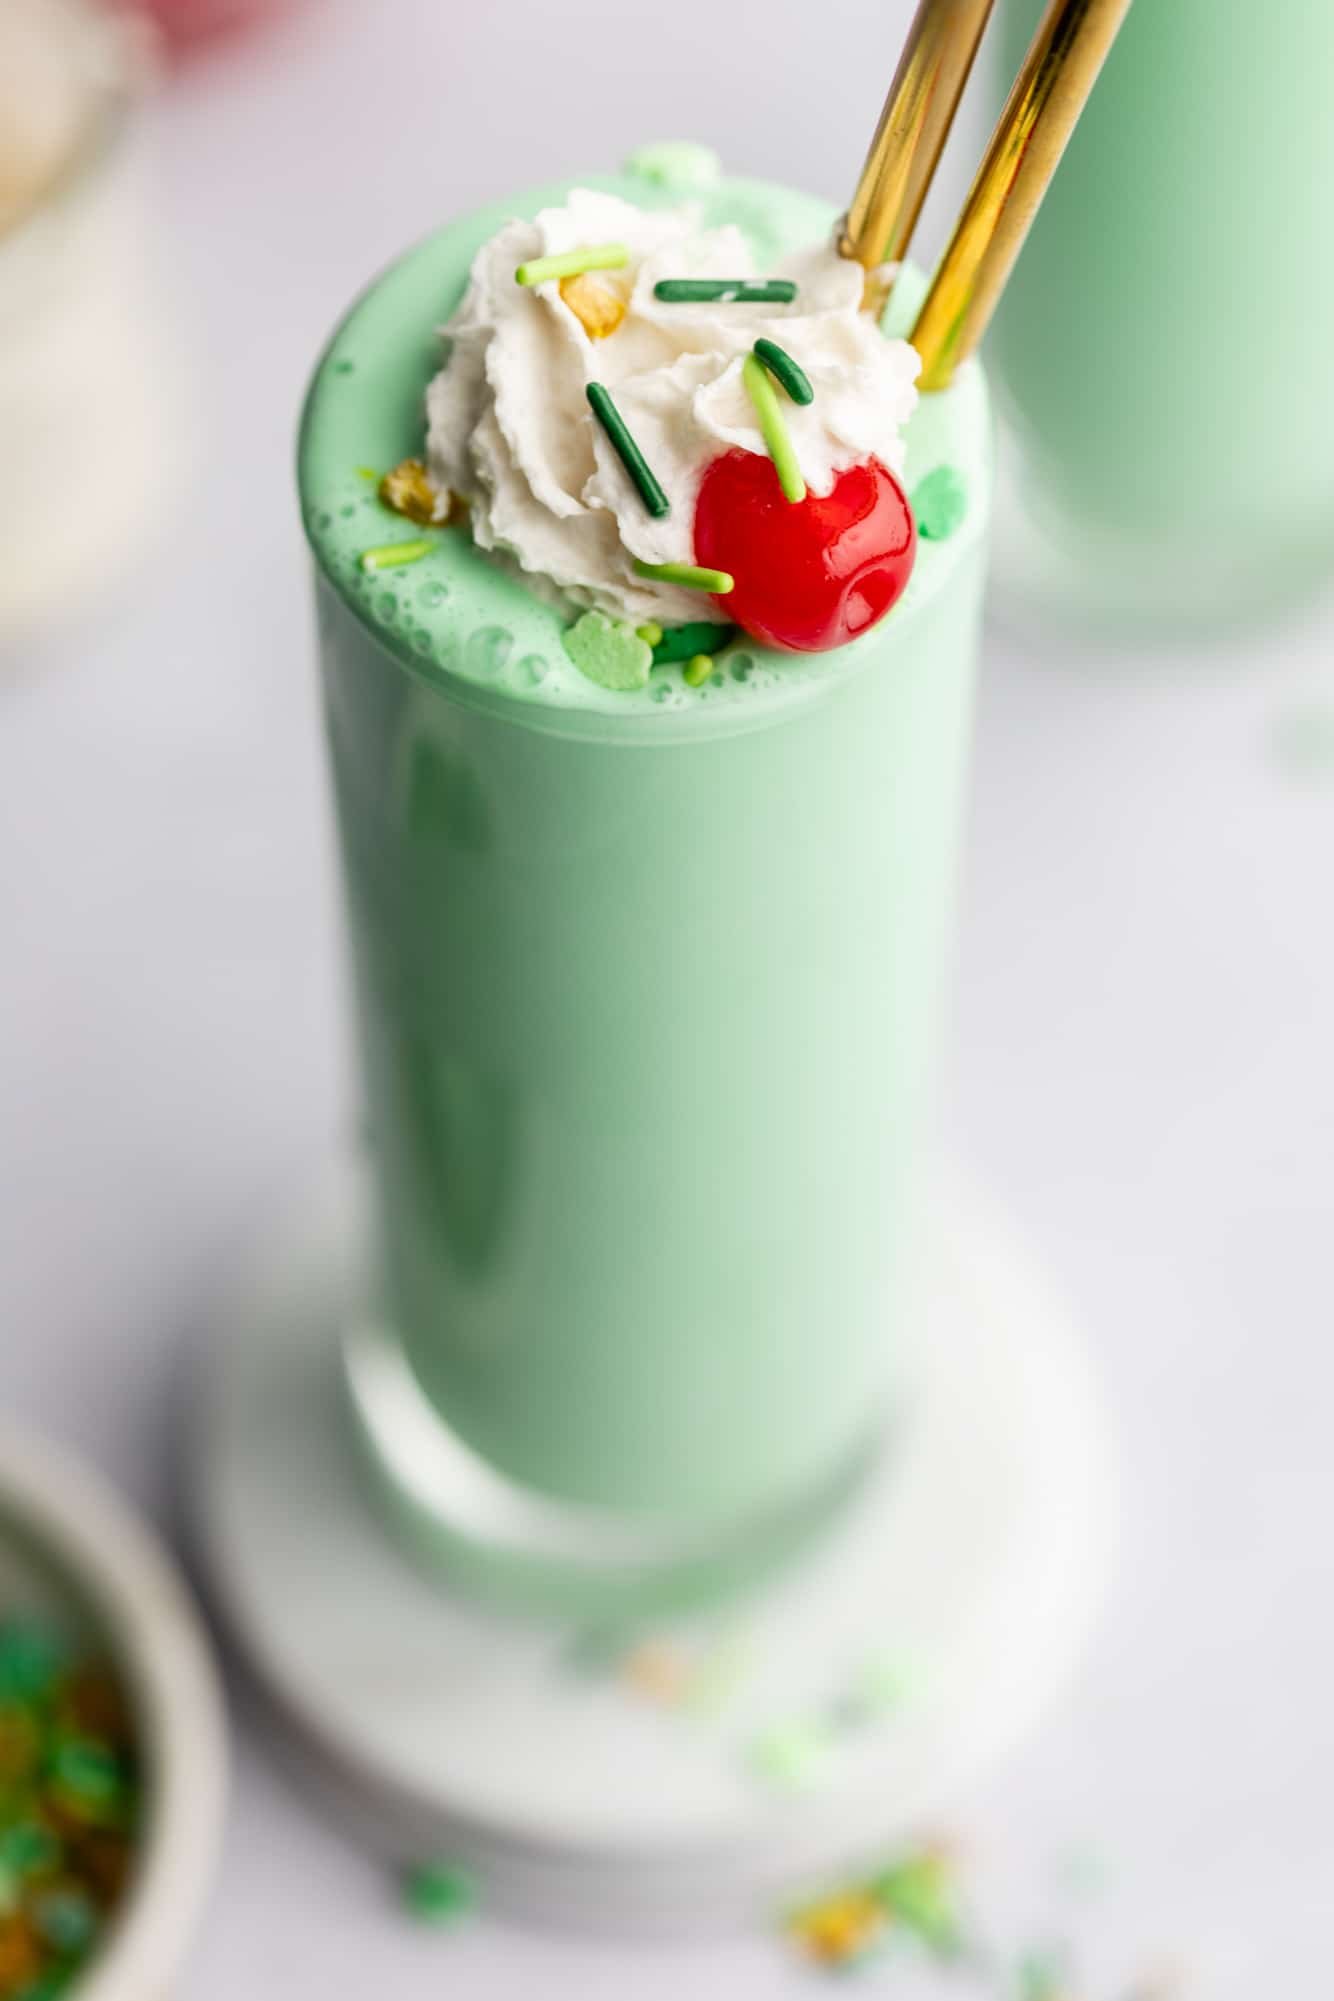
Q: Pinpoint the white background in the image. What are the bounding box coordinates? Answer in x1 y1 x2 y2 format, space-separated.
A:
2 0 1333 1993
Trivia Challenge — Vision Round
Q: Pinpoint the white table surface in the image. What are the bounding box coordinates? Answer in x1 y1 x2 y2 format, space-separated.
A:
3 1 1333 1993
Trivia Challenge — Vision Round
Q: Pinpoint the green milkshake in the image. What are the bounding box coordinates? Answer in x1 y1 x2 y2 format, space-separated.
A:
299 154 991 1603
988 0 1334 629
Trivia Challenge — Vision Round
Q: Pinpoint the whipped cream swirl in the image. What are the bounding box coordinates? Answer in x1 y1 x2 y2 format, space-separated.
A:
426 190 921 628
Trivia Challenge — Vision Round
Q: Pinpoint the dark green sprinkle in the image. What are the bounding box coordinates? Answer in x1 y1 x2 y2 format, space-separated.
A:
585 383 670 518
50 1739 123 1811
0 1623 68 1702
654 279 797 304
753 338 814 406
0 1822 62 1875
651 621 738 666
401 1861 476 1925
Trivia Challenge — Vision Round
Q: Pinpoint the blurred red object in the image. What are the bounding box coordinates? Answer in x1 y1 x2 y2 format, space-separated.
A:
112 0 305 57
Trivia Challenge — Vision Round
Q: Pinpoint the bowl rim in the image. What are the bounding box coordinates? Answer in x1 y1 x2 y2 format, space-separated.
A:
0 1425 227 2001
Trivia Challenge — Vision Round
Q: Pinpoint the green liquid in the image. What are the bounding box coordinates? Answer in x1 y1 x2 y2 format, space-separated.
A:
300 167 992 1581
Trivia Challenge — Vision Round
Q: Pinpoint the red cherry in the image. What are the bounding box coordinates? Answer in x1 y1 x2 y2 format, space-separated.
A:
693 449 916 654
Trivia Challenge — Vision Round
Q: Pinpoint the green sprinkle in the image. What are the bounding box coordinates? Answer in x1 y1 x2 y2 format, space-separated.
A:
753 336 813 406
635 621 664 647
515 242 628 287
747 1720 830 1788
911 464 967 540
586 382 670 519
741 352 805 503
632 559 733 594
360 538 435 573
651 620 737 664
682 653 715 687
563 610 654 692
654 278 797 304
401 1861 476 1925
355 465 378 483
0 1623 67 1701
0 1822 62 1876
32 1887 97 1955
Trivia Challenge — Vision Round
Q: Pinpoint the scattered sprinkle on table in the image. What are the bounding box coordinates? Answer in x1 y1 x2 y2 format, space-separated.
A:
516 243 628 287
741 352 806 503
654 278 797 304
632 559 733 595
586 383 670 519
400 1861 476 1926
360 538 436 573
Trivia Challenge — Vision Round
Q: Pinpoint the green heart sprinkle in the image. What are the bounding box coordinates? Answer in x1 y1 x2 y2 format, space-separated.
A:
360 538 436 572
910 465 966 541
632 559 734 594
515 243 629 287
651 620 737 664
563 611 654 692
753 338 813 406
742 352 805 503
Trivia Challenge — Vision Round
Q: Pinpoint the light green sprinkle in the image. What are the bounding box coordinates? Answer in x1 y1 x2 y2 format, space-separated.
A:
360 538 435 573
401 1861 476 1925
515 242 629 287
563 610 654 692
635 621 664 647
911 464 967 540
355 465 378 483
753 337 813 405
747 1721 830 1788
742 352 805 502
632 559 733 594
683 653 714 687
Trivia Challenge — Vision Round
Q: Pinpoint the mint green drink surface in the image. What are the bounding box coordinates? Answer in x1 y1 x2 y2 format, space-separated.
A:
989 0 1334 621
300 165 992 1548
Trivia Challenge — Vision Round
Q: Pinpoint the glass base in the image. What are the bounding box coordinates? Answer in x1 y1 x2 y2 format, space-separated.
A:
343 1315 883 1620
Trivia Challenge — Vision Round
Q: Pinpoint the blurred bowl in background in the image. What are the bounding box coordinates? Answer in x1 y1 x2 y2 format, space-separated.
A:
0 0 185 659
0 1428 226 2001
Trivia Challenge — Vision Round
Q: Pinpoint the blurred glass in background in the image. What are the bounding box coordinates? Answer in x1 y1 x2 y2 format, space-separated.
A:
987 0 1334 637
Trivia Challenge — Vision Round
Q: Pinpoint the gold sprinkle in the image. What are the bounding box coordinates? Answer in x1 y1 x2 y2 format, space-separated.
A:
622 1642 690 1705
788 1891 889 1966
379 458 447 526
560 271 629 340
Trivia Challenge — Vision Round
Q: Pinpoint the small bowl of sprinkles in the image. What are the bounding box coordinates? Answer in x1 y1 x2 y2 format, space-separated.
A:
0 1430 225 2001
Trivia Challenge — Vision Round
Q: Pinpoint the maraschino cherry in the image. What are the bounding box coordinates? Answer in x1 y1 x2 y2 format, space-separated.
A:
693 449 916 654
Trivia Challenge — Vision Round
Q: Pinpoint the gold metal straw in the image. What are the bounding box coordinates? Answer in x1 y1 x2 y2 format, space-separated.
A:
911 0 1133 391
838 0 998 312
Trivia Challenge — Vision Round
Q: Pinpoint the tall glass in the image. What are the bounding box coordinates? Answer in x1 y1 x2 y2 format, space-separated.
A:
987 0 1334 633
299 169 992 1605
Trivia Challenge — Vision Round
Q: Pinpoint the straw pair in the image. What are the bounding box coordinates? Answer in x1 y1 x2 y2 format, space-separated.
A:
840 0 1133 390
